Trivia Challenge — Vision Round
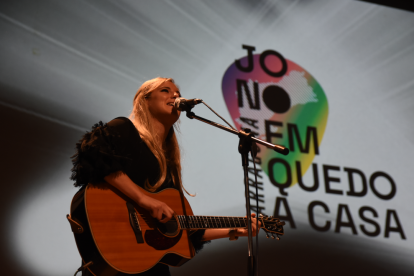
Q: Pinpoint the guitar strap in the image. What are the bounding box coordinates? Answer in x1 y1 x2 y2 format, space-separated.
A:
177 186 197 237
177 186 189 223
177 186 197 257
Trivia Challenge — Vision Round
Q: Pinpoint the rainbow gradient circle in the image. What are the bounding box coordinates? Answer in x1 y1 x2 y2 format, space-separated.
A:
222 53 329 190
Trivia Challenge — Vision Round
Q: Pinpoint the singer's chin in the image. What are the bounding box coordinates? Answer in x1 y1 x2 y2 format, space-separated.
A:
169 111 180 123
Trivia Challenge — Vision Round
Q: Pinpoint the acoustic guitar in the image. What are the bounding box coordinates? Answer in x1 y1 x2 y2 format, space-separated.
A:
67 183 284 275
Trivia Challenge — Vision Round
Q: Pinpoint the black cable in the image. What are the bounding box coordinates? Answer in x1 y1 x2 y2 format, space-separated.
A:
74 267 82 276
251 150 260 276
74 261 93 276
201 101 236 130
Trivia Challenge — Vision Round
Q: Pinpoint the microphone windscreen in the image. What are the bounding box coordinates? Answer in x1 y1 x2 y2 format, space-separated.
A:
174 97 184 109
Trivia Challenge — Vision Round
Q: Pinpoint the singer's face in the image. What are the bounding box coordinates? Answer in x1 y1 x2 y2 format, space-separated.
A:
146 81 181 126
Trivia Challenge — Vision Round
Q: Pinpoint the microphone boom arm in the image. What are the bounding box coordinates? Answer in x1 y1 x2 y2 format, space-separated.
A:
185 110 289 155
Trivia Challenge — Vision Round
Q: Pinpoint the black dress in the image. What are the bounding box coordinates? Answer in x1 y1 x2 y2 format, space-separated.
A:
71 117 208 276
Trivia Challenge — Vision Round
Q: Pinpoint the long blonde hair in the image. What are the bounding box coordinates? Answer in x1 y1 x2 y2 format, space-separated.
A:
129 77 193 196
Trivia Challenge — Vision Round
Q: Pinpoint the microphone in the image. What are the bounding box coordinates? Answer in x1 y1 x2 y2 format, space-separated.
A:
174 97 203 111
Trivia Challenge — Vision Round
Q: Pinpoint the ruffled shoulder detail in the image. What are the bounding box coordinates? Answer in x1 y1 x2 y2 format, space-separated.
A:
70 120 133 188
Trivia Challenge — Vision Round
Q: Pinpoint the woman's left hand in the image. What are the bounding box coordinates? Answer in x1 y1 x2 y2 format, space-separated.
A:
235 213 261 237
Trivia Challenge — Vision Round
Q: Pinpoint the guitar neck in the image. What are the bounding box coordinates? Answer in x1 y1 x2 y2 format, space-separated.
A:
177 215 251 230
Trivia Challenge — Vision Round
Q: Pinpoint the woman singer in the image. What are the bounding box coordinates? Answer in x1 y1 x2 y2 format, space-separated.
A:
70 77 260 276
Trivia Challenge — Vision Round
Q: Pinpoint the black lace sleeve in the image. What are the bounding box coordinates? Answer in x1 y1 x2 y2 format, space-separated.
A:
189 229 211 253
70 119 133 188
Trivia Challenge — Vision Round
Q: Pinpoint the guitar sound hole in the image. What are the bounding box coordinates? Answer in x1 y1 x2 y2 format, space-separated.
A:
145 229 182 250
157 217 179 237
145 216 182 250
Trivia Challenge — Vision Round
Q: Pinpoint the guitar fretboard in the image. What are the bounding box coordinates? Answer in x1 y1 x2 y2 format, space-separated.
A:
177 215 248 230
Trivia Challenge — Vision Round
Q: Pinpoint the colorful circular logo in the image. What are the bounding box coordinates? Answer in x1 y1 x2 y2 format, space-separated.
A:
222 48 329 195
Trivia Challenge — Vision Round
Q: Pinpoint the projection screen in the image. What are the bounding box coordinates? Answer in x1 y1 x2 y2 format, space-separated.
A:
0 0 413 275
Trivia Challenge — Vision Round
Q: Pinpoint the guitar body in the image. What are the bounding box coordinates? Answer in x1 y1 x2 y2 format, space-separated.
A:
69 184 195 275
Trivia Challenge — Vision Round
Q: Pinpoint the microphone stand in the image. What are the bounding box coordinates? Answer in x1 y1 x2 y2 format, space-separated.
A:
182 105 289 276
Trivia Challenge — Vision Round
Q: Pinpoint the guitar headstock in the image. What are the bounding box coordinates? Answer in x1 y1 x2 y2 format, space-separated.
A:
259 214 285 240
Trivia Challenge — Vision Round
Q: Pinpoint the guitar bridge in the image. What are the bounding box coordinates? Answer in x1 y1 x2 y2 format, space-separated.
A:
126 202 144 244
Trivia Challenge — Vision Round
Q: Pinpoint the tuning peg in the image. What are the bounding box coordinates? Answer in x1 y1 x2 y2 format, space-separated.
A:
276 235 280 241
271 233 275 239
265 232 270 239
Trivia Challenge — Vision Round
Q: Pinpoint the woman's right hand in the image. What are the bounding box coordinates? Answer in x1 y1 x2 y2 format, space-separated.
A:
137 194 175 223
104 172 174 223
